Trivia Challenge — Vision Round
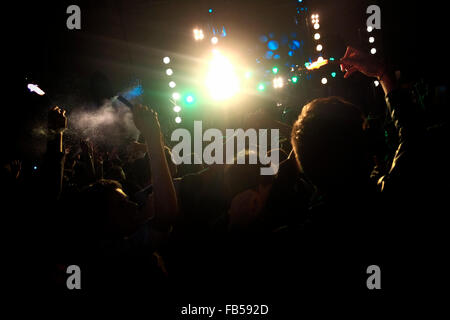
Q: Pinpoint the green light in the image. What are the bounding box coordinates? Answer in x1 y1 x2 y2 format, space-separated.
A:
331 72 336 78
272 67 278 74
292 76 298 83
186 95 194 104
257 83 265 91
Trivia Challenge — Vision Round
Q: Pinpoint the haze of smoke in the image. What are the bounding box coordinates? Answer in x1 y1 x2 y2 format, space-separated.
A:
68 100 139 149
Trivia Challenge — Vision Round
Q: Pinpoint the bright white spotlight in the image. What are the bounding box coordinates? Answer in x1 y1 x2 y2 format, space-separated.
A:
273 77 284 89
193 28 204 40
367 26 373 32
314 23 320 30
172 92 180 100
173 105 181 113
169 81 176 88
321 77 328 84
370 48 377 54
175 116 182 124
314 33 321 40
163 56 170 64
27 84 45 96
374 80 380 87
316 44 323 51
211 36 219 45
369 36 375 43
317 56 324 62
166 68 173 76
205 50 240 100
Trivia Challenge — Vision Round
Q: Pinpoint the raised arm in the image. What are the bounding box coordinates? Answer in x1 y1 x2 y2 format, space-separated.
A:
132 104 178 226
44 106 67 200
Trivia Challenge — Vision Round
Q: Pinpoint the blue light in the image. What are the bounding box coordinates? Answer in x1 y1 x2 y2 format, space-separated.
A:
33 166 37 170
269 32 275 39
288 51 294 56
209 8 213 13
292 40 300 49
259 35 268 43
265 51 274 59
221 26 227 37
268 40 279 51
298 0 303 2
123 84 143 100
274 54 280 59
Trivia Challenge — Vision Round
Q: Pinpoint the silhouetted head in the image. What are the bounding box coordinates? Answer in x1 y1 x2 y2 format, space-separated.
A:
291 97 369 193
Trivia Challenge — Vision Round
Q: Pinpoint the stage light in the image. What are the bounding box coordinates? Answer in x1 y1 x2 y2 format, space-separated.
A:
172 92 180 100
317 56 324 62
186 95 195 104
272 66 279 74
369 36 375 43
273 77 283 89
370 48 377 54
367 26 373 32
166 68 173 76
194 28 204 40
163 56 170 64
316 44 323 51
205 50 240 100
211 36 219 45
291 76 298 83
257 83 265 91
314 23 320 30
175 116 182 124
27 84 45 96
173 105 181 113
374 80 380 87
331 72 336 78
314 33 320 40
321 77 328 84
169 81 176 88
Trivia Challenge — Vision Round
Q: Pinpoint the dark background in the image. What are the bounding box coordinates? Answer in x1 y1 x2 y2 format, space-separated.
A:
2 0 448 159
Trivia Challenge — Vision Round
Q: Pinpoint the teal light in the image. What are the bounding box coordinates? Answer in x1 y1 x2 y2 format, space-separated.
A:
329 57 335 61
257 83 265 91
272 67 278 74
304 62 310 67
331 72 336 78
292 76 298 83
186 95 195 104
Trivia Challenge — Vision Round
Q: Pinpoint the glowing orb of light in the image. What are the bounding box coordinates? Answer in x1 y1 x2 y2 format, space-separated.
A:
205 51 240 101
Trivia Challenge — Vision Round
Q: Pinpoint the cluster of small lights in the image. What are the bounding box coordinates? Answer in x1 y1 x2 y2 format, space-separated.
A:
193 28 204 40
367 26 377 57
164 56 182 123
273 77 284 89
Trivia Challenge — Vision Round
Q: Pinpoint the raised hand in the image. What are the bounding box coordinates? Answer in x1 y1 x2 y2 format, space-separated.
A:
48 106 67 132
340 46 396 95
132 104 161 141
340 46 386 79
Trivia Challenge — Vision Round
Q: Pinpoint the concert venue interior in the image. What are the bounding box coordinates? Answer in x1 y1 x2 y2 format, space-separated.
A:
3 0 448 315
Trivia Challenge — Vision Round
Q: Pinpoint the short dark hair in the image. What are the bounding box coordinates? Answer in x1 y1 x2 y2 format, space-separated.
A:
291 97 366 190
